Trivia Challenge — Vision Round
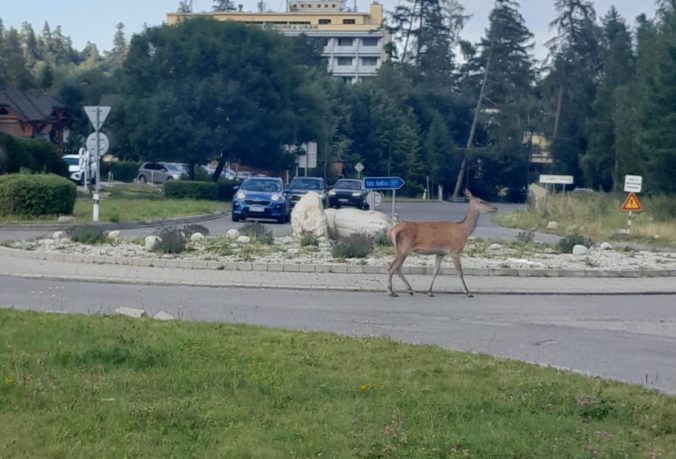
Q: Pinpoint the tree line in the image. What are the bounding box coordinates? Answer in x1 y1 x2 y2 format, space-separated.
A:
1 0 675 199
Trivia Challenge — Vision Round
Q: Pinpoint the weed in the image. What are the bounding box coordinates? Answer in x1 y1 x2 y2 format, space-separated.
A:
153 226 186 254
66 225 106 244
373 230 391 247
332 233 374 259
182 223 210 237
516 230 535 243
299 232 319 247
239 222 274 244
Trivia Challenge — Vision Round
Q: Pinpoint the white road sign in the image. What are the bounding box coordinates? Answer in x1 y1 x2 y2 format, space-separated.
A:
84 106 111 132
539 174 574 185
354 162 364 173
624 175 642 193
86 132 110 156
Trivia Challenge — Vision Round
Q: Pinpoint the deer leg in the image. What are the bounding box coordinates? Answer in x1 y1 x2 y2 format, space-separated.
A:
426 254 444 297
451 253 473 297
387 255 413 297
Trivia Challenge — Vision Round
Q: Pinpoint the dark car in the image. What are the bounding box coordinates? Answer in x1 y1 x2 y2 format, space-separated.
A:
328 179 369 209
286 177 327 208
231 176 290 223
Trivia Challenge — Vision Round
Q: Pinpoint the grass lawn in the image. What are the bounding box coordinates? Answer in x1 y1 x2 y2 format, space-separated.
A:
1 309 674 457
0 183 229 224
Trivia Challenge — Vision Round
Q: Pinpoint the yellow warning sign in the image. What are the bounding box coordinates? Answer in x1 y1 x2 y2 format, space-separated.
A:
622 192 642 211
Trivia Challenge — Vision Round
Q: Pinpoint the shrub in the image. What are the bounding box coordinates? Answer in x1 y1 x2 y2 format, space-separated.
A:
164 181 219 200
558 234 593 253
153 226 187 254
66 225 106 244
332 233 374 259
0 173 76 216
516 231 535 243
373 230 391 247
239 221 274 244
0 133 67 176
299 232 319 247
100 161 141 183
182 223 210 237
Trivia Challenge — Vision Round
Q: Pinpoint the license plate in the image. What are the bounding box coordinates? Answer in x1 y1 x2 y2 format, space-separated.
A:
338 198 349 202
250 206 265 212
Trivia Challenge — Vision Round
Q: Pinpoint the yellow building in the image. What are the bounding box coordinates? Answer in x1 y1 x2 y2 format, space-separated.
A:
167 1 389 83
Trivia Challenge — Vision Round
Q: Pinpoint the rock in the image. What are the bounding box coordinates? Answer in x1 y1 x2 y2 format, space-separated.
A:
144 235 161 251
115 307 147 318
600 242 613 250
225 228 240 239
488 243 503 251
291 191 329 239
546 221 558 230
106 230 121 241
190 232 205 242
53 231 66 239
236 235 251 244
572 244 589 255
153 311 174 321
326 208 392 239
57 216 75 223
544 247 557 254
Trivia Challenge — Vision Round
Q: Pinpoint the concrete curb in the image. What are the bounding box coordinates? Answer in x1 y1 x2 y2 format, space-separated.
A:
2 245 675 279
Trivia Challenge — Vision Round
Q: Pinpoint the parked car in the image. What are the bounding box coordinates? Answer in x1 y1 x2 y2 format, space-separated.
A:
286 176 327 208
231 176 290 223
328 179 369 209
62 154 96 185
136 162 184 184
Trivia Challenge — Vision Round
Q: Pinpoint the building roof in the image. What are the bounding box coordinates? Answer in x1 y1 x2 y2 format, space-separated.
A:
0 87 65 122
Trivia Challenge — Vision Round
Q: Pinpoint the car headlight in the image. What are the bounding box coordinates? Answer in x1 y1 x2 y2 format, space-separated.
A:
271 193 282 202
352 192 362 197
328 190 336 196
319 192 326 199
236 191 246 200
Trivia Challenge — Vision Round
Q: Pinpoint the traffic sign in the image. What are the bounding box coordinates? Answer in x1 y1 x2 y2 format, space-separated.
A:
86 132 110 156
367 191 383 207
363 176 405 190
84 106 111 132
354 162 364 173
622 192 642 212
624 175 642 193
539 174 574 185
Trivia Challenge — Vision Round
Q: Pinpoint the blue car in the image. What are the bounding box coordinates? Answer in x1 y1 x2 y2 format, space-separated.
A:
231 176 290 223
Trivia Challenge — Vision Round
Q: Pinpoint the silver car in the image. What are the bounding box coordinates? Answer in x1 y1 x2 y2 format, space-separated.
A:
136 162 184 184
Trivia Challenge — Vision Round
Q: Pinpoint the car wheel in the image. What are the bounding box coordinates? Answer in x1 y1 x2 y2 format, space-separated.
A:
138 175 147 184
232 213 240 222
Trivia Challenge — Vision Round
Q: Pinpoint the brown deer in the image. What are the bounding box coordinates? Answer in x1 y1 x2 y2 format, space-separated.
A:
387 190 498 297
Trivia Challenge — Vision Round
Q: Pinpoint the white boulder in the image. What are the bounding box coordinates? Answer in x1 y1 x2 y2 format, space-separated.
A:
115 307 147 318
600 242 613 250
291 191 329 239
572 244 589 255
325 208 392 239
547 221 558 230
53 231 67 239
225 228 240 239
236 235 251 244
488 243 503 251
145 235 161 251
190 232 205 242
106 230 121 241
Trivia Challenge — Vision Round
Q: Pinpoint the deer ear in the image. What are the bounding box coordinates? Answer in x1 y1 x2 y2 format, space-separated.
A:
464 189 473 198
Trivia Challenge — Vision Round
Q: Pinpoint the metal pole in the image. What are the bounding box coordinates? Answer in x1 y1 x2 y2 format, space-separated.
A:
93 109 101 222
391 189 396 220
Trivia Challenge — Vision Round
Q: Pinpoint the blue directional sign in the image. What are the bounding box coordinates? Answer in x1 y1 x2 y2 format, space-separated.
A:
363 176 405 190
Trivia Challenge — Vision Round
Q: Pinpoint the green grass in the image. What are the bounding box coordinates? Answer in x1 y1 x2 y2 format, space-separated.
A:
1 309 674 458
498 192 676 247
0 184 228 224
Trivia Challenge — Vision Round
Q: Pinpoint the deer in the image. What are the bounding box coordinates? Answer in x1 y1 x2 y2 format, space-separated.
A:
387 190 498 298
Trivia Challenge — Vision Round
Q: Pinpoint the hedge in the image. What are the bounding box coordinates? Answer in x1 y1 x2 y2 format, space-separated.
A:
99 161 141 183
0 173 76 216
0 133 68 176
163 180 239 201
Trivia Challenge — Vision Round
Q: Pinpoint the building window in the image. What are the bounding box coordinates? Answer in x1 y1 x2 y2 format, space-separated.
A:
319 19 331 24
337 37 353 46
343 19 356 24
336 57 353 66
361 57 378 66
342 76 353 84
362 37 378 46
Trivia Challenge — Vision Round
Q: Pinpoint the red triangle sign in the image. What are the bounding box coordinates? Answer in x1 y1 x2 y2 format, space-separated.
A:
622 192 642 211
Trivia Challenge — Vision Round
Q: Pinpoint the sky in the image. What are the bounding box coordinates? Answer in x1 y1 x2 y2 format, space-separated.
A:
1 1 658 61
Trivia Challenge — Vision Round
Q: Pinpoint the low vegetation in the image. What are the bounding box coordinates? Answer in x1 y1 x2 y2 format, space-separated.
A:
65 225 107 244
497 192 676 246
332 232 374 259
1 309 674 457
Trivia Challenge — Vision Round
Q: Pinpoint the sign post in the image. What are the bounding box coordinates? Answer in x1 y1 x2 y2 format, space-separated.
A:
354 161 364 180
84 106 111 222
622 175 643 234
363 176 405 220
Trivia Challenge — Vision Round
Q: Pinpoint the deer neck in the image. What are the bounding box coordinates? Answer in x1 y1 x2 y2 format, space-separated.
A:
460 204 481 238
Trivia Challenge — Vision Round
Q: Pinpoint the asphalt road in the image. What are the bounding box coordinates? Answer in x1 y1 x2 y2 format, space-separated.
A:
2 275 674 394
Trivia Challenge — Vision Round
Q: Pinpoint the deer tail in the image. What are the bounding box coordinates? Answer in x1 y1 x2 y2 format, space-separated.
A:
388 224 401 249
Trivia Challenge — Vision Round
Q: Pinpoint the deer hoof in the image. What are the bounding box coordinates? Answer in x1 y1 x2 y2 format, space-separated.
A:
427 292 435 297
408 291 414 296
466 293 474 298
389 292 399 297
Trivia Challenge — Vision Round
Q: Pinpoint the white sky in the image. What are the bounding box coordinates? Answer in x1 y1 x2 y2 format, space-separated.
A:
0 1 658 60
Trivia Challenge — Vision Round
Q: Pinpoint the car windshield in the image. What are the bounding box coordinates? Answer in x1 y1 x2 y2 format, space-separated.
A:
63 157 79 166
334 180 360 190
164 163 185 172
241 179 282 192
289 178 323 190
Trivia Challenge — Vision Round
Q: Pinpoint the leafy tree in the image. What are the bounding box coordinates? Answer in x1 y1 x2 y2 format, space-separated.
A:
212 0 236 12
108 22 128 68
114 19 320 180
